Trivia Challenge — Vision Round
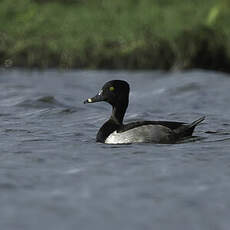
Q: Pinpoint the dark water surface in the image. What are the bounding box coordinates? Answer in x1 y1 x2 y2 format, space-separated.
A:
0 69 230 230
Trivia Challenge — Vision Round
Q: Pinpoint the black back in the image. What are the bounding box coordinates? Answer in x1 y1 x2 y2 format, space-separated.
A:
119 120 186 132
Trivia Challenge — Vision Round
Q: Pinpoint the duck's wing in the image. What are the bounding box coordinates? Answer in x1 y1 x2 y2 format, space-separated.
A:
120 120 186 133
120 116 205 138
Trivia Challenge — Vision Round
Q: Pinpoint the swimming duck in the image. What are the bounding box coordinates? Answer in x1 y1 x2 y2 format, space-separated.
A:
84 80 205 144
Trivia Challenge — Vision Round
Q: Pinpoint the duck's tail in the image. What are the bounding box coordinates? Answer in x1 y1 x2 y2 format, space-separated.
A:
187 116 205 129
174 116 205 138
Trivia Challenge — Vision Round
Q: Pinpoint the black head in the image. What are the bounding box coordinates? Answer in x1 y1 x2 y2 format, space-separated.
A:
84 80 130 107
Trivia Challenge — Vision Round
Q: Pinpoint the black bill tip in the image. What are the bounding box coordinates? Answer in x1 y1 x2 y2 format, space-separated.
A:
83 98 92 104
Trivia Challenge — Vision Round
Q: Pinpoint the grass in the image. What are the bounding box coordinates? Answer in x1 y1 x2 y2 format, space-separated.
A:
0 0 230 71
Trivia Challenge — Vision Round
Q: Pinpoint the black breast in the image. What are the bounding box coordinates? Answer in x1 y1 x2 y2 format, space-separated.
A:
96 120 121 143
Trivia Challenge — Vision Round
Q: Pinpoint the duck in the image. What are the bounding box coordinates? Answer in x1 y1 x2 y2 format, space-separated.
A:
84 80 205 144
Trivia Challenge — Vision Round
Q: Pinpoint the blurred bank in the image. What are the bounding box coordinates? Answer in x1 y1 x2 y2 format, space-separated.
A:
0 0 230 71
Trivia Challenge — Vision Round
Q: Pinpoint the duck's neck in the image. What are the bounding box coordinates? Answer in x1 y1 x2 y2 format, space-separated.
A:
110 102 128 125
96 101 128 143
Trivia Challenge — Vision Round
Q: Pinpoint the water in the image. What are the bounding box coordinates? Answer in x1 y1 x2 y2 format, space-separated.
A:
0 69 230 230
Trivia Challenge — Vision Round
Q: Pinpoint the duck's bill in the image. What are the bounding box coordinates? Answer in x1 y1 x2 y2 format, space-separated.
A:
84 94 104 104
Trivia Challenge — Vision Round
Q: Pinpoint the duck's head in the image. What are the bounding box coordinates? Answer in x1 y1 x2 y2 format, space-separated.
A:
84 80 130 107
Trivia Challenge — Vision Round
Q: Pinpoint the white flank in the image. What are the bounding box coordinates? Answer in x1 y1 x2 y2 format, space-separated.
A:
105 125 174 144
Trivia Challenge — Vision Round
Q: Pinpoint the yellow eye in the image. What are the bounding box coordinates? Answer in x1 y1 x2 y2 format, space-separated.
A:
109 86 115 91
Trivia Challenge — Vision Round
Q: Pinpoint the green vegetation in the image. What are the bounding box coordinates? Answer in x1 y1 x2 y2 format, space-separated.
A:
0 0 230 71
